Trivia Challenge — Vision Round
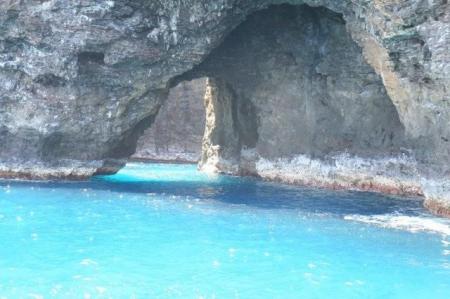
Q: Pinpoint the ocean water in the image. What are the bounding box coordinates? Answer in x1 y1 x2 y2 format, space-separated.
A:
0 163 449 299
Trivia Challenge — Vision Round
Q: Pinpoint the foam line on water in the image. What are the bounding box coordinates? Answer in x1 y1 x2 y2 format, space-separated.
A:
344 214 450 236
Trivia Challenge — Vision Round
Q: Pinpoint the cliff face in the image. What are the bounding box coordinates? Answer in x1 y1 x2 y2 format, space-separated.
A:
133 78 206 163
0 1 449 215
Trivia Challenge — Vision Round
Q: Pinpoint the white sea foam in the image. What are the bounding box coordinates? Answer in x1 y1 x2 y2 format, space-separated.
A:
80 259 98 266
344 214 450 236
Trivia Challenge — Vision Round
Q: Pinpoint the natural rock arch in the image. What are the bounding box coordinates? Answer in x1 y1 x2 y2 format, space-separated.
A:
181 5 407 173
0 0 448 215
133 78 207 163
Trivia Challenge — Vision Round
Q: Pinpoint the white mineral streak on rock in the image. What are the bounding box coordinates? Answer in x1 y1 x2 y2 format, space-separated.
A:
254 154 422 195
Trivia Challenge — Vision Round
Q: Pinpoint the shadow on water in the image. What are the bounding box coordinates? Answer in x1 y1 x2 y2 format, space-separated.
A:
0 167 426 218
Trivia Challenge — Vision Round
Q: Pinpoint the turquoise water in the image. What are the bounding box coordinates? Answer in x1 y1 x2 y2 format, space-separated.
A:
0 163 449 298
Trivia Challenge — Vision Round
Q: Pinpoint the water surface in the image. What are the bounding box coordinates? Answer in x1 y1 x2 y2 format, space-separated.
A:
0 163 449 298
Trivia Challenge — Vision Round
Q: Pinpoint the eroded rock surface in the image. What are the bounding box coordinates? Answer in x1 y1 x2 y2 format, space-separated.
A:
193 5 406 158
199 77 241 174
0 1 449 216
189 4 423 196
133 78 206 163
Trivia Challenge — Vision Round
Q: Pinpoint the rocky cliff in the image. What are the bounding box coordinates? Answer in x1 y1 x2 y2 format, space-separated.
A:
0 1 449 216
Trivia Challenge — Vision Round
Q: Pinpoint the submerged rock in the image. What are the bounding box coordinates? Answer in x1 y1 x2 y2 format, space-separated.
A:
0 1 449 216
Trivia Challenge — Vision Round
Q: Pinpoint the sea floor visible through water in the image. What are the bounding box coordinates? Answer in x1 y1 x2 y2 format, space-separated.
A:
0 162 449 298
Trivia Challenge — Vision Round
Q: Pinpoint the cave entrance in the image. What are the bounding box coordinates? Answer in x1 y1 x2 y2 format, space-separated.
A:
132 78 207 163
170 4 406 175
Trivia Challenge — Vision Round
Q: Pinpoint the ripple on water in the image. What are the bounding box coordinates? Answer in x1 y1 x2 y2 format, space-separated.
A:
0 163 448 298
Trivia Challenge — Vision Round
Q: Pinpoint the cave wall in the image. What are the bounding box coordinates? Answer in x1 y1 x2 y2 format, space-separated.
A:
133 78 206 162
191 4 423 197
0 0 449 215
194 5 406 160
189 2 449 214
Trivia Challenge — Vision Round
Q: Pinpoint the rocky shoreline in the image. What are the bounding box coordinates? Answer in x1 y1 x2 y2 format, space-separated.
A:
0 159 125 181
252 154 423 196
201 152 450 217
1 157 450 218
0 164 97 181
424 199 450 218
129 157 198 165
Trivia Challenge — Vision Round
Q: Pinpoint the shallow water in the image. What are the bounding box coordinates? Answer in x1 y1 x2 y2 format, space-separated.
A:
0 162 449 298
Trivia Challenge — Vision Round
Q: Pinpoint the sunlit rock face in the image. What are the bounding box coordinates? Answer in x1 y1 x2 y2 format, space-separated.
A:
0 1 449 215
133 78 206 163
199 77 241 174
